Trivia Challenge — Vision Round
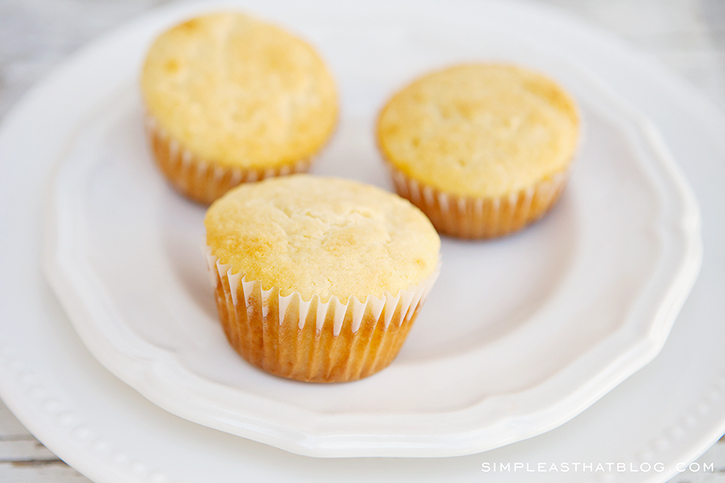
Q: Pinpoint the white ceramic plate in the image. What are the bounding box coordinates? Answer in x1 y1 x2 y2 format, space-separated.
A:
1 0 725 481
41 0 701 459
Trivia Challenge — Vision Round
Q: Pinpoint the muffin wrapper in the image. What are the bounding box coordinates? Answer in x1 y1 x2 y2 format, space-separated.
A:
387 165 569 239
204 247 439 383
144 115 312 205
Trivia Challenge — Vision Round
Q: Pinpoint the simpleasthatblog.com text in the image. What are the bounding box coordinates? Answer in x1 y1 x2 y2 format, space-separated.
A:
481 462 715 474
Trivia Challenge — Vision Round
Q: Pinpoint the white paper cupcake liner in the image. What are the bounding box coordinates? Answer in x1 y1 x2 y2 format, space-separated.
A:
203 246 440 382
387 164 569 239
144 114 312 205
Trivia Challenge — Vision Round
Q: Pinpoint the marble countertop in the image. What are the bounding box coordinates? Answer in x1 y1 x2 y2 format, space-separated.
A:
1 0 724 481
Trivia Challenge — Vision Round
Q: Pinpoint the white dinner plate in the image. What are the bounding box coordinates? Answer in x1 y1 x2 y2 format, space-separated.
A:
1 0 725 481
42 0 701 458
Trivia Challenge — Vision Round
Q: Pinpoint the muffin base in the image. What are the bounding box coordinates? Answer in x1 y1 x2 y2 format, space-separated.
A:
387 166 569 239
145 115 312 205
205 248 438 383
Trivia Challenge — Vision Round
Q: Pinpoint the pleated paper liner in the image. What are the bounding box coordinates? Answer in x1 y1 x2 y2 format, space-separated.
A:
387 165 569 239
204 247 440 383
145 115 312 205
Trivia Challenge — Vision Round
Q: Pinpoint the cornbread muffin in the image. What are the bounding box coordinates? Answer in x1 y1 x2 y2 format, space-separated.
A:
377 63 579 238
142 12 338 204
204 175 440 383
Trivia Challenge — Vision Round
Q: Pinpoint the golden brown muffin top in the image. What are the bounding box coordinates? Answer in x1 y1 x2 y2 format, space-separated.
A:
377 64 579 198
141 12 338 169
205 175 440 303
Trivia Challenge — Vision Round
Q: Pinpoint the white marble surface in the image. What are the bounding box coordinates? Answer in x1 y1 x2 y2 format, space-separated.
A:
1 0 724 481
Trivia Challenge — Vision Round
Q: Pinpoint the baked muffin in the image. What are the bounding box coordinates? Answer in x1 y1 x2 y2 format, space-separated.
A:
204 175 440 382
141 12 338 204
377 63 579 239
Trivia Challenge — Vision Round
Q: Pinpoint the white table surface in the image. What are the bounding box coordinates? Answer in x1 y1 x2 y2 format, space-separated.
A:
0 0 724 481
